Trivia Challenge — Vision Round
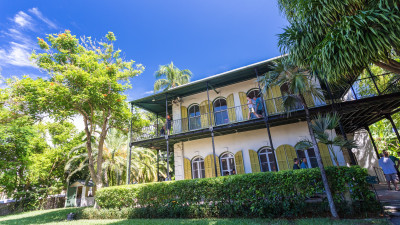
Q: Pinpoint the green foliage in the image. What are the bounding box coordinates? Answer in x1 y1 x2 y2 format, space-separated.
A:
95 166 379 218
154 62 192 92
278 0 400 80
7 30 144 188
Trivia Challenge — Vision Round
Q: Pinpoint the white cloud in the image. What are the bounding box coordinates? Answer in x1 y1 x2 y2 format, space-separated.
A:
0 42 34 67
28 8 57 29
14 11 32 27
144 90 154 95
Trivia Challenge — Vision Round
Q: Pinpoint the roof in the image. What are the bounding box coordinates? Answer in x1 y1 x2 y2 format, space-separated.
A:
69 180 94 187
130 56 282 115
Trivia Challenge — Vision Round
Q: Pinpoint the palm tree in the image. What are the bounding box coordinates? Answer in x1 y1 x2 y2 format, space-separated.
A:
259 58 340 219
295 113 358 167
154 62 192 92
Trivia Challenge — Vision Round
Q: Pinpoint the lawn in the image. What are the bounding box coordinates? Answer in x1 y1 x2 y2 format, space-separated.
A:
0 208 390 225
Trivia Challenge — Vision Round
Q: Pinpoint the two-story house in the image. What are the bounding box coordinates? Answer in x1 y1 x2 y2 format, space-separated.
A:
129 56 400 181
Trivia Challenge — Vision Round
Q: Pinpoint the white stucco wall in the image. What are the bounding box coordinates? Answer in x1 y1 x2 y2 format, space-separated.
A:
174 121 346 180
349 129 380 176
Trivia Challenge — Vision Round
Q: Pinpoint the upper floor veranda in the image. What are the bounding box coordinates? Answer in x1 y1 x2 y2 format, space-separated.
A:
130 57 400 149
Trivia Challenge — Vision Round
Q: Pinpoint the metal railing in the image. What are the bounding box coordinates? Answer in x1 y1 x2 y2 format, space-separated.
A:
132 72 400 142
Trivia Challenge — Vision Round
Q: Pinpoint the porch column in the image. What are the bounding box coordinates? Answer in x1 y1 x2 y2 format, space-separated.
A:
385 114 400 144
126 103 134 184
325 80 357 165
255 68 275 152
365 126 380 159
206 81 218 177
165 94 171 181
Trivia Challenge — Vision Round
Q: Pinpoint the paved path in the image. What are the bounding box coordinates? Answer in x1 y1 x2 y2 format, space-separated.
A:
374 184 400 224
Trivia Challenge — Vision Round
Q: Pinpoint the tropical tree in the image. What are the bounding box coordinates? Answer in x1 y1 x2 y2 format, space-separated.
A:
8 30 144 191
277 0 400 81
259 58 339 219
295 113 357 167
154 62 192 92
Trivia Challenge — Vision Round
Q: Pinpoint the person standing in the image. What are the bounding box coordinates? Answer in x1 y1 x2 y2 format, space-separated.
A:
389 152 400 183
247 96 256 120
256 95 264 118
300 158 308 169
166 115 172 135
293 158 300 170
379 150 399 191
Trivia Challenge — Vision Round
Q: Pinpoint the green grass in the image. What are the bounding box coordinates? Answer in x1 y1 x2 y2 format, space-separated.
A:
0 208 390 225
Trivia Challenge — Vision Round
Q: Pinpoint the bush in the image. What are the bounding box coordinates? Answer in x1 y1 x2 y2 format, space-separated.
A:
94 166 380 219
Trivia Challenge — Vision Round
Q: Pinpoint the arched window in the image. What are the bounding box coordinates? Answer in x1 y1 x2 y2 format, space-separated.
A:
247 89 260 99
258 147 277 172
220 152 236 176
213 98 229 125
192 156 205 179
188 104 201 130
296 148 318 168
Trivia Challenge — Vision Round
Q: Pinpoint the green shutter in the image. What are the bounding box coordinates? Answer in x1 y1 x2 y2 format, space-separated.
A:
249 149 260 173
184 158 192 179
66 187 77 207
234 150 245 174
226 93 236 122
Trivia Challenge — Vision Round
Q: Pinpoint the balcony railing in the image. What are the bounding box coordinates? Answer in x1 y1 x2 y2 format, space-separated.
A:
132 72 399 142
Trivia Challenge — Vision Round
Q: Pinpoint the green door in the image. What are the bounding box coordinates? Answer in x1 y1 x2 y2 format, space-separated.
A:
65 187 77 207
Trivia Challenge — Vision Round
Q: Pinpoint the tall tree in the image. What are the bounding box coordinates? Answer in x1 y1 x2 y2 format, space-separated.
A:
278 0 400 81
259 59 339 219
8 30 144 191
154 62 192 92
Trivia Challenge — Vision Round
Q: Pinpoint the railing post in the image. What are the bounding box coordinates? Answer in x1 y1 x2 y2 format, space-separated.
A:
255 68 275 153
206 81 218 177
366 66 381 95
126 103 134 184
165 94 170 181
365 126 380 159
385 114 400 144
325 79 357 165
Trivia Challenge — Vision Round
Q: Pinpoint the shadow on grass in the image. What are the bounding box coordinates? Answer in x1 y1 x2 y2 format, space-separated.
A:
0 207 83 225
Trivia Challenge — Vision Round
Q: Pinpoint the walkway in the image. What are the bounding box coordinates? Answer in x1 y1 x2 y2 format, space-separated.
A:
375 184 400 224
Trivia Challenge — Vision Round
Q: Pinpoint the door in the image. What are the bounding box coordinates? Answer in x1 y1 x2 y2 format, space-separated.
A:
65 187 77 207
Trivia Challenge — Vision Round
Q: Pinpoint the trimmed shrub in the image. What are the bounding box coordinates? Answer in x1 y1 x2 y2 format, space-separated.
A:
94 166 380 218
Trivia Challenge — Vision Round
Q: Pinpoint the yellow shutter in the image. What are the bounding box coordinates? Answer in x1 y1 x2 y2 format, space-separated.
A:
204 154 221 178
249 149 260 173
264 87 275 115
234 151 245 174
275 145 288 171
181 106 188 132
184 158 192 179
200 100 209 128
226 94 236 122
239 92 248 120
275 144 296 171
284 145 297 170
318 142 333 167
271 86 284 114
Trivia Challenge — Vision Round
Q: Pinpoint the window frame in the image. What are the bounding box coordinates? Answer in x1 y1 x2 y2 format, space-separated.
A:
191 156 205 179
220 152 236 176
258 147 278 172
213 97 229 125
188 104 201 130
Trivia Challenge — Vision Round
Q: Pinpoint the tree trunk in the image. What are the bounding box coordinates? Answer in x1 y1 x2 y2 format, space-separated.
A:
300 94 339 219
374 60 400 74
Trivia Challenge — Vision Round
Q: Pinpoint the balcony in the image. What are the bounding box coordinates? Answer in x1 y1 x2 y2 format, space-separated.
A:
131 72 400 147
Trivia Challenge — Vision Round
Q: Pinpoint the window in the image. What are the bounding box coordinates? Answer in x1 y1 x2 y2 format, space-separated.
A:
188 104 201 130
247 89 259 99
213 98 229 125
220 152 236 176
258 147 277 172
296 148 318 168
192 157 205 179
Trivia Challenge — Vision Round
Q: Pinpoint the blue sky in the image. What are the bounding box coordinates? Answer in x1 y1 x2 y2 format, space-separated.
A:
0 1 288 101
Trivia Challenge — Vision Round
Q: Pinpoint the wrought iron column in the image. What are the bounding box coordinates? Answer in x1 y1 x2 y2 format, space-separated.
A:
325 80 357 165
365 126 380 159
165 94 170 181
156 113 159 136
366 67 381 95
349 83 358 100
255 68 275 152
157 149 160 182
386 114 400 144
206 82 218 177
126 103 134 184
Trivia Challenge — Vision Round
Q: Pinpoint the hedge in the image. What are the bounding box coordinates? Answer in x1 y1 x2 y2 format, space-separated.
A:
94 166 380 218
